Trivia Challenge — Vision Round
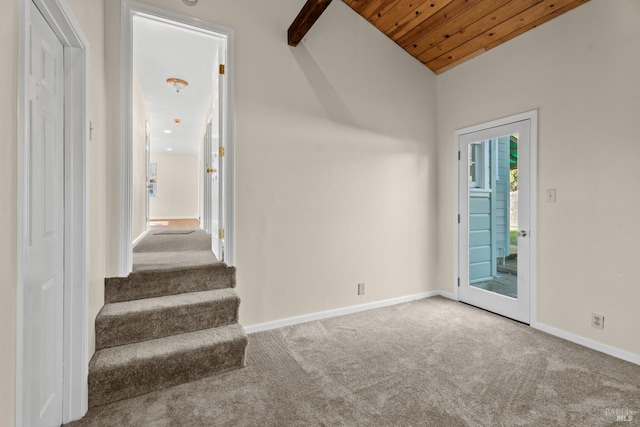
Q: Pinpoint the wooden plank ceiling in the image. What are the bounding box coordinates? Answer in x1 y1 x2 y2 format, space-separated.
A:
342 0 590 74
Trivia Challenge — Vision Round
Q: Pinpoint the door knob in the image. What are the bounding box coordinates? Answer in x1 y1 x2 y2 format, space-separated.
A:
206 167 217 174
518 230 527 237
147 185 153 189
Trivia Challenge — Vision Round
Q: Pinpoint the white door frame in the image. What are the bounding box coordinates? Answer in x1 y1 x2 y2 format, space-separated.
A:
453 110 538 324
17 0 89 424
119 0 236 276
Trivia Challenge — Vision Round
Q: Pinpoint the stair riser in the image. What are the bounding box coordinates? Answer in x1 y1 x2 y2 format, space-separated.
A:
88 338 247 408
105 265 236 303
95 298 240 350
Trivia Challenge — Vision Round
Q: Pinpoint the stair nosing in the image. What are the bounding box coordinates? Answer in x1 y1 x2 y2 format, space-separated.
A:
97 288 239 318
91 324 247 370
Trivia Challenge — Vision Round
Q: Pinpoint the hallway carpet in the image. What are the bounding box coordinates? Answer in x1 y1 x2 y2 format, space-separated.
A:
133 228 215 271
67 297 640 426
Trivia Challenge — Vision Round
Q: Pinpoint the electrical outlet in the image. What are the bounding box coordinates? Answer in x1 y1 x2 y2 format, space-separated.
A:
357 283 365 295
591 313 604 329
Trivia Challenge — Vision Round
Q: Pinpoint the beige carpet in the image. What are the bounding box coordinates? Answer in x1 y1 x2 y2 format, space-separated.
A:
67 297 640 426
133 229 216 271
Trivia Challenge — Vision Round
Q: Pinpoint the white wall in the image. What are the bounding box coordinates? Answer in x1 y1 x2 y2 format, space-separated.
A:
437 0 640 356
65 0 108 367
1 0 107 425
149 152 200 219
1 2 19 424
105 0 439 325
132 70 149 241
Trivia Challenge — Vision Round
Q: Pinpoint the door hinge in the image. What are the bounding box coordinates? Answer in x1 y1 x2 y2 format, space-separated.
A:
219 64 225 75
219 147 225 157
458 277 460 287
458 150 461 160
218 229 225 239
458 214 461 224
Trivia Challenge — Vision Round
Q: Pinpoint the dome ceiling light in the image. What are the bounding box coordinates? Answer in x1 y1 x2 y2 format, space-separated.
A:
166 77 189 93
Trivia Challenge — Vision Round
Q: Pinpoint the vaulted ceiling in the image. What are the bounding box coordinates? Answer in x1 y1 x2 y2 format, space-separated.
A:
342 0 590 74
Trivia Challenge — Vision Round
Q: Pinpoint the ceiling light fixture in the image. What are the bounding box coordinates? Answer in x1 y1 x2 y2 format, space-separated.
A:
166 77 189 93
182 0 198 5
167 148 173 151
174 119 182 124
164 130 171 134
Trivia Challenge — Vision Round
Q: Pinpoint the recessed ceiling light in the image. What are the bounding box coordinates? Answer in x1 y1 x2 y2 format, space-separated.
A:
164 130 171 134
167 148 173 151
174 119 181 124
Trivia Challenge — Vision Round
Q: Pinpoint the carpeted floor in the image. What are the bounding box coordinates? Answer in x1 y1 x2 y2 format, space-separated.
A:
66 297 639 426
133 229 216 271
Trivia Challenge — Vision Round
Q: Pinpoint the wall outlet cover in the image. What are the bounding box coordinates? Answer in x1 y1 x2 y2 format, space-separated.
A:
591 313 604 329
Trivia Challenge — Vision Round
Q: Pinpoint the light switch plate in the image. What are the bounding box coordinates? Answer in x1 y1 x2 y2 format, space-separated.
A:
546 189 557 203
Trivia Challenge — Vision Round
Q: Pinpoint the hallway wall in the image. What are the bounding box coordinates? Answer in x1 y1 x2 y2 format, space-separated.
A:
132 70 150 242
149 152 200 220
0 2 19 424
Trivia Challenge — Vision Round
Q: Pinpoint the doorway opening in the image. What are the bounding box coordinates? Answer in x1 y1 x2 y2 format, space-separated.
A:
120 2 236 276
455 111 538 324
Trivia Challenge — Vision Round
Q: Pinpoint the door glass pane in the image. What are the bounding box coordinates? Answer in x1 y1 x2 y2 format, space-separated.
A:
468 135 518 298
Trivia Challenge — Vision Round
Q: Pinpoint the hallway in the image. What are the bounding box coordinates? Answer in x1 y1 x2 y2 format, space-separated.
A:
133 227 216 271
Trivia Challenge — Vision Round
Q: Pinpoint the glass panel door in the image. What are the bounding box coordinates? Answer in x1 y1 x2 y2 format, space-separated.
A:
458 119 532 323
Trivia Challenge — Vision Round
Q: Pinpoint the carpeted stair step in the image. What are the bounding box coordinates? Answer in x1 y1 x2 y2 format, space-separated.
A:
105 263 236 303
88 323 248 408
95 289 240 350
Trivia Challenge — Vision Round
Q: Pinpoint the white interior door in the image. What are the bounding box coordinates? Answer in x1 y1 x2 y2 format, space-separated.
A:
203 119 212 234
458 118 532 323
211 132 221 260
145 121 150 228
25 2 65 425
212 46 227 262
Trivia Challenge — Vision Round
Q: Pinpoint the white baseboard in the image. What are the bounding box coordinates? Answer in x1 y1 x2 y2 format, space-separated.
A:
532 322 640 365
132 230 149 248
149 216 199 221
436 291 456 300
244 291 440 334
242 290 639 366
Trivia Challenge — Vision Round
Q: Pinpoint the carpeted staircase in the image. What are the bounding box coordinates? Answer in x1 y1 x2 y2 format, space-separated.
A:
89 262 247 408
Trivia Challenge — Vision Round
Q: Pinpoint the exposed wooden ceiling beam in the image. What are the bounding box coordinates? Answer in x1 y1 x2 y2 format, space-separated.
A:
288 0 334 47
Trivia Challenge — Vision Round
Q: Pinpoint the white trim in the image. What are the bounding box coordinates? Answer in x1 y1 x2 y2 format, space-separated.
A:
437 291 457 301
243 289 640 365
119 0 236 275
532 322 640 365
149 216 201 221
453 110 538 312
244 291 440 334
17 0 89 424
132 230 149 248
119 1 134 276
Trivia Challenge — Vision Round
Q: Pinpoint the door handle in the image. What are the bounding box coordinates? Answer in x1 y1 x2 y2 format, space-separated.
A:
206 167 217 174
518 230 527 237
147 185 153 189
